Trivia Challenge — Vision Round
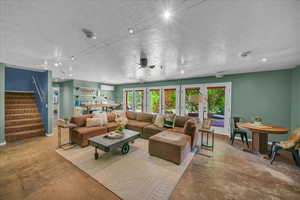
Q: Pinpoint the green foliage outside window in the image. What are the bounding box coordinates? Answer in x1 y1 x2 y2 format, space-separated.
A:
135 91 143 112
165 89 176 113
126 91 133 110
208 88 225 115
150 90 160 113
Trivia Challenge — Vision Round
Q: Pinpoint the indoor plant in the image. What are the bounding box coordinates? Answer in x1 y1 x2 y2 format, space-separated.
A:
63 116 70 124
253 116 262 125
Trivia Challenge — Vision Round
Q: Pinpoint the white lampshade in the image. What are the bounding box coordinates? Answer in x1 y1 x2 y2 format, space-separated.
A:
188 94 203 103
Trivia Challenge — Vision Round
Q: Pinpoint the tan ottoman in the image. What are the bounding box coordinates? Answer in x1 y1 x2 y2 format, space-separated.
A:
149 131 191 165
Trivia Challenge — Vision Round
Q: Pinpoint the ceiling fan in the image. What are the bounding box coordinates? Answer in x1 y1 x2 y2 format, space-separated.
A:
138 52 156 69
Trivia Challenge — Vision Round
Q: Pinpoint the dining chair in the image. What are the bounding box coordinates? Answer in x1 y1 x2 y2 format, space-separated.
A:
269 128 300 167
231 117 249 148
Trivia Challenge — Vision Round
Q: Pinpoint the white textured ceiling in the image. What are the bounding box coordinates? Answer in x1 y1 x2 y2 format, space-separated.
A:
1 0 300 84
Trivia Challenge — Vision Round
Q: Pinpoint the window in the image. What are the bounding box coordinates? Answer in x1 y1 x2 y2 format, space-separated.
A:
125 90 133 111
149 89 160 113
164 88 177 114
135 90 144 112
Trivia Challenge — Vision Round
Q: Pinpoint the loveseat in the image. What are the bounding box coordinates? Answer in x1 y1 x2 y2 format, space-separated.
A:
70 111 198 148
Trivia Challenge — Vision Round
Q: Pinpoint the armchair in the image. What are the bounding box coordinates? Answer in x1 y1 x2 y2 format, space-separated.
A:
269 128 300 167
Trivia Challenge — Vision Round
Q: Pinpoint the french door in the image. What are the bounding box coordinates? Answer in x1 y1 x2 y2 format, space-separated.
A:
181 83 231 135
161 86 180 115
123 88 146 112
203 83 231 135
147 88 161 114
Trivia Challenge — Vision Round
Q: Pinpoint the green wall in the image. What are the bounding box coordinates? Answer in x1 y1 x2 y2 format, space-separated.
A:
115 69 295 142
0 63 5 145
56 80 115 118
291 66 300 130
59 80 74 118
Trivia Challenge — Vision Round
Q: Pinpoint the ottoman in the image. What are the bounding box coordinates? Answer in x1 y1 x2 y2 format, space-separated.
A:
149 131 191 165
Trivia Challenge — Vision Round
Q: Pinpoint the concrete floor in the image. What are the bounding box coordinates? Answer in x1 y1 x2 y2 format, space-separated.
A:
0 129 299 200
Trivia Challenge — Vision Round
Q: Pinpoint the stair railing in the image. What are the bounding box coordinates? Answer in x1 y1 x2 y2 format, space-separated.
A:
32 75 46 104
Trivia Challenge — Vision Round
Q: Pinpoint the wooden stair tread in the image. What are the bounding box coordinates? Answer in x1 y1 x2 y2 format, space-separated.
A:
6 117 41 123
6 113 40 116
5 122 44 129
5 129 44 136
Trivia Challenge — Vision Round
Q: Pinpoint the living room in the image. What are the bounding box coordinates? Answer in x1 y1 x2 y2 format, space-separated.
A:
1 1 300 200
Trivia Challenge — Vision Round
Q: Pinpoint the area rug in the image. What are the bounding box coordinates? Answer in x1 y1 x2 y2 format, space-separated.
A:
56 138 195 200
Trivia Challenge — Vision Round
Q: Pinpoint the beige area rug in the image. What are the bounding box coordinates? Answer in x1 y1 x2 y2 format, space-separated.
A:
56 138 195 200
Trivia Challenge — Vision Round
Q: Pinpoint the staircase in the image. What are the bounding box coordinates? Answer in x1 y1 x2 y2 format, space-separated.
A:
5 92 45 142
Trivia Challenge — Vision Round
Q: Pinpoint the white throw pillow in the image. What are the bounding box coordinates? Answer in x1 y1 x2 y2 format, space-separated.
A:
154 114 164 128
86 118 101 127
93 112 108 125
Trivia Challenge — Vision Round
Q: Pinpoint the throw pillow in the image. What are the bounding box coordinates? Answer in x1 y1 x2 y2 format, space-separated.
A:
114 110 128 126
93 112 108 125
154 114 164 128
86 118 101 127
164 113 176 128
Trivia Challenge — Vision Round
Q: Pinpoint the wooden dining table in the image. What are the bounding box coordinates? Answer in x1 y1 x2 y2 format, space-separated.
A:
237 122 289 155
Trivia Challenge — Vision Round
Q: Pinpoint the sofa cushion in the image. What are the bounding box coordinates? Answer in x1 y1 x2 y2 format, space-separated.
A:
127 119 151 132
175 116 190 127
171 127 185 133
86 118 101 127
73 126 107 139
93 112 108 125
107 112 116 122
142 124 166 139
105 122 118 132
70 114 93 127
136 112 154 122
126 111 137 120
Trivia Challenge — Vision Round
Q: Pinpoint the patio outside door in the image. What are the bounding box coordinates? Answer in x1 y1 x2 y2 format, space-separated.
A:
203 83 231 135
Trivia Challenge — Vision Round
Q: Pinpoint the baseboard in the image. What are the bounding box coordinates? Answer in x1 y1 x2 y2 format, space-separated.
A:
0 141 6 146
46 132 54 136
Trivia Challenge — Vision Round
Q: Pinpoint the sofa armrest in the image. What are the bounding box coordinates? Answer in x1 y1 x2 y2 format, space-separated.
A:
183 119 197 149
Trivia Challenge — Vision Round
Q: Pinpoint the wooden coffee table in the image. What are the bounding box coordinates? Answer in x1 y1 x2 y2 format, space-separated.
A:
88 129 140 160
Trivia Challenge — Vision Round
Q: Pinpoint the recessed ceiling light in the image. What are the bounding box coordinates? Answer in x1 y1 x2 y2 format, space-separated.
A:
261 58 268 62
69 74 73 77
54 62 59 67
71 56 75 60
163 9 172 21
180 69 185 74
58 61 62 65
128 28 135 35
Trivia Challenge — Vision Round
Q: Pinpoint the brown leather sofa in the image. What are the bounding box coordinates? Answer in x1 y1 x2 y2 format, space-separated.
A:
70 111 198 149
70 113 118 147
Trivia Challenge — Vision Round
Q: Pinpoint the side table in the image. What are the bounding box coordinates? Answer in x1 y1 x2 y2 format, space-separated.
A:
57 122 77 150
199 128 215 152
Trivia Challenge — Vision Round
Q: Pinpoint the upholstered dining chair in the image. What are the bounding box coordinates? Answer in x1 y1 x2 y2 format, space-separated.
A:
231 117 249 148
269 128 300 167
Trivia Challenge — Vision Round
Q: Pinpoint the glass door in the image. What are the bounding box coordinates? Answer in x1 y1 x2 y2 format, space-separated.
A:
203 83 231 135
181 86 203 117
147 88 161 114
162 86 180 114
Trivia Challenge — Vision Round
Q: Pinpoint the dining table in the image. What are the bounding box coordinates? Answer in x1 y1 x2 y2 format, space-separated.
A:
237 122 289 155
